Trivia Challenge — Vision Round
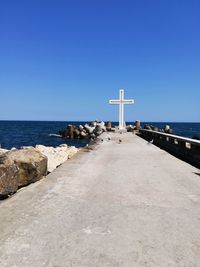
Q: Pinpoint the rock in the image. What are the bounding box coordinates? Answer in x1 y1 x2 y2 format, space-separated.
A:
80 131 87 138
21 146 34 149
105 121 112 131
127 125 136 132
0 148 9 155
97 121 106 132
74 129 80 138
7 148 47 187
135 120 141 130
0 154 19 197
164 125 170 133
68 146 79 159
36 145 78 173
168 129 173 134
59 125 77 139
90 121 97 127
144 124 152 130
93 126 103 136
93 122 106 136
90 133 96 138
67 125 75 139
79 125 84 131
84 124 95 134
164 125 173 134
152 126 159 132
59 144 68 148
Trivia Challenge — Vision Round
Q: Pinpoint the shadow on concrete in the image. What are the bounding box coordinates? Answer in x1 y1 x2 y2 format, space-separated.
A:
0 195 9 201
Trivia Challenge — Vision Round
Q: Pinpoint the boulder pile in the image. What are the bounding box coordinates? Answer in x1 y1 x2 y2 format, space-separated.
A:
143 124 173 134
59 120 143 137
0 144 78 199
59 120 115 139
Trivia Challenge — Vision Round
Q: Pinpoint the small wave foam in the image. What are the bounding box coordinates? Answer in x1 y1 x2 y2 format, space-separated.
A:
48 133 62 137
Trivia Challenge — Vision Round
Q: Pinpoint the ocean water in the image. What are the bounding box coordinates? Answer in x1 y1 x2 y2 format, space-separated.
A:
0 121 199 150
140 122 200 139
0 121 88 150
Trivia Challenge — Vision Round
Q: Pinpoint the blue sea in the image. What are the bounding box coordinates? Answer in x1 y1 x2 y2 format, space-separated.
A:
0 121 199 150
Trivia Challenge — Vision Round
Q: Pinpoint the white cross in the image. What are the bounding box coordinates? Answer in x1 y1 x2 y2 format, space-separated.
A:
109 89 134 130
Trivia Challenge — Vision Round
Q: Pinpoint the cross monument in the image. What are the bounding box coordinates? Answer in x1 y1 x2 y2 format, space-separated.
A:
109 89 134 130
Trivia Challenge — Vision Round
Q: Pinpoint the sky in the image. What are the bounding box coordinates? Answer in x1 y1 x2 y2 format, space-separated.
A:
0 0 200 122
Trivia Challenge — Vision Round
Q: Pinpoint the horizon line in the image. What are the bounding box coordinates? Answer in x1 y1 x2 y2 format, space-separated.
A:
0 119 199 123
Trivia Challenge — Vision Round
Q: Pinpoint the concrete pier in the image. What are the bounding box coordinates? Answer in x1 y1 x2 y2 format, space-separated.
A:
0 133 200 267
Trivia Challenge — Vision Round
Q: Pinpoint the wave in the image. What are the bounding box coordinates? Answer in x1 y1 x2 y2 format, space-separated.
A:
48 133 62 137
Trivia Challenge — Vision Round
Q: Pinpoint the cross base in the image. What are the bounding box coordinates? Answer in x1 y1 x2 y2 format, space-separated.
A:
114 127 127 133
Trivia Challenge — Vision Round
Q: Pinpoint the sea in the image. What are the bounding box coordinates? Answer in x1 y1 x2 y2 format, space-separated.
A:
0 121 199 150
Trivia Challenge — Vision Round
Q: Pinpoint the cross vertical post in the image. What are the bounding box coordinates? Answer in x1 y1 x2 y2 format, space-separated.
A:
109 89 134 130
119 89 124 129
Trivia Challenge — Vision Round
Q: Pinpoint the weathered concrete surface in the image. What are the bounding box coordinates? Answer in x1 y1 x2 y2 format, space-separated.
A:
0 133 200 267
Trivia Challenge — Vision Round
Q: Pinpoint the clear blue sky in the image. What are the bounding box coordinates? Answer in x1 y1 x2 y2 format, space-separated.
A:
0 0 200 122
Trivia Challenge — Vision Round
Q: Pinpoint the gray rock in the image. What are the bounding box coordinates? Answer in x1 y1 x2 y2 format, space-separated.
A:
126 125 136 132
90 121 97 127
74 129 80 138
7 148 48 187
164 125 173 134
84 124 95 134
79 125 84 131
152 126 159 132
97 121 106 132
135 120 141 130
144 124 152 130
105 121 112 131
80 131 87 138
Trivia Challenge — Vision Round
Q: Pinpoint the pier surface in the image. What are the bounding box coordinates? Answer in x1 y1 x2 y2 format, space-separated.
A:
0 133 200 267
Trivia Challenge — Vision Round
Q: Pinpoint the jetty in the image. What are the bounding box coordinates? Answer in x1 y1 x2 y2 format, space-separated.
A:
0 132 200 266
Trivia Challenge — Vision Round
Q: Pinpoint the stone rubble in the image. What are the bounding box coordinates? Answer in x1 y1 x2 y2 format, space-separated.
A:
59 120 114 139
143 123 173 134
59 120 142 138
0 144 79 198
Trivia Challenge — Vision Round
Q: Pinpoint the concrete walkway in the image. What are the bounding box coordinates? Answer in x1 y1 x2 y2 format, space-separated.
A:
0 133 200 267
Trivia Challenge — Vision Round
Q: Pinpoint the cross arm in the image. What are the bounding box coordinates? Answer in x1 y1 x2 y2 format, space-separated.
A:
109 100 120 104
123 100 134 104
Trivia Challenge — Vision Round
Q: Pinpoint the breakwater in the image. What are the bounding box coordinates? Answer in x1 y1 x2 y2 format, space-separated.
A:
1 132 199 266
139 129 200 168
